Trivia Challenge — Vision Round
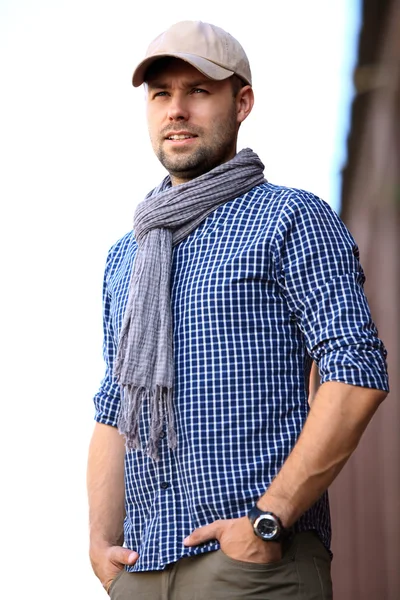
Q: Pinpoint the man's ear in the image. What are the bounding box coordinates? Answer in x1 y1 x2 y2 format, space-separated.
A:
236 85 254 125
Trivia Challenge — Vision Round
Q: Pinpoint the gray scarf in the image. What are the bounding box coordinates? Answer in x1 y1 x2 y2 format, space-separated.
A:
114 148 265 459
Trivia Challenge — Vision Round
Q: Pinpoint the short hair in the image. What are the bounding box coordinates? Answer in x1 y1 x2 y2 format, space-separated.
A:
230 74 247 97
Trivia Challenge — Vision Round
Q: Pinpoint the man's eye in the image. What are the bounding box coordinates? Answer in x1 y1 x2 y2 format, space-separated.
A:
154 91 168 97
192 88 207 94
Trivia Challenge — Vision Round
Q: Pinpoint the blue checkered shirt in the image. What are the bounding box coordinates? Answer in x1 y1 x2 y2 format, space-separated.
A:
93 182 389 571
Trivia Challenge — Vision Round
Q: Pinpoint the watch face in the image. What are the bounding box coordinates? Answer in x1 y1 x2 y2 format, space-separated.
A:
254 514 279 540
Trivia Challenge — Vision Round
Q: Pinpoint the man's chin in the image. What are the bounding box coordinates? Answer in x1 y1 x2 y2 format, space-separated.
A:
160 153 207 178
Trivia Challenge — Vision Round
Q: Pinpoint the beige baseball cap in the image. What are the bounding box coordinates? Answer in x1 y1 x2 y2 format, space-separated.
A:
132 20 252 87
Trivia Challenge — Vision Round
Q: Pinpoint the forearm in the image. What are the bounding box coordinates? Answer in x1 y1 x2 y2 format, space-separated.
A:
258 381 387 526
87 422 126 550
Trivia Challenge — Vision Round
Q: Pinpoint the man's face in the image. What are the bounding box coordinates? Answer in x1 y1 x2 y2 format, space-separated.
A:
145 59 248 185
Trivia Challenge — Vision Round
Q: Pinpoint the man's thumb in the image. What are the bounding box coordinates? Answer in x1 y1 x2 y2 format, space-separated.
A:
109 546 139 566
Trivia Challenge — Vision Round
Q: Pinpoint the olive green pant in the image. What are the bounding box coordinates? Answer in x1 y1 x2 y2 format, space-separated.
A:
109 531 332 600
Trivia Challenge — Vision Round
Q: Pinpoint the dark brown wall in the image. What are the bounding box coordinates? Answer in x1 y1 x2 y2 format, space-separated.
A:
330 1 400 598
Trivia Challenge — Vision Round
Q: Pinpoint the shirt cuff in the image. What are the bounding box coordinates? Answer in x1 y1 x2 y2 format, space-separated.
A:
318 345 389 392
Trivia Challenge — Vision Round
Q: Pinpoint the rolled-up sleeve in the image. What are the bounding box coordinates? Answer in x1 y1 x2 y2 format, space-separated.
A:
93 251 121 427
275 192 389 392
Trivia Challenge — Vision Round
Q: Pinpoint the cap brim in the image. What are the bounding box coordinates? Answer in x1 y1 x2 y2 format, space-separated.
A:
132 52 235 87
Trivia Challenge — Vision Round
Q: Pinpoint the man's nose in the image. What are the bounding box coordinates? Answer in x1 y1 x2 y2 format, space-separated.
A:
167 95 189 121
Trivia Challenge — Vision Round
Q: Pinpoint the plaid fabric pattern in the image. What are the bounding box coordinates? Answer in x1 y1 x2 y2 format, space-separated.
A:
93 182 389 572
114 149 265 458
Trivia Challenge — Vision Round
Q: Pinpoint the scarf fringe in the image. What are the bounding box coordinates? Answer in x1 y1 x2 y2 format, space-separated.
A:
118 385 176 461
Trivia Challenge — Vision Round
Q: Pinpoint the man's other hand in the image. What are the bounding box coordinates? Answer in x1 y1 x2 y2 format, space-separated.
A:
183 516 282 564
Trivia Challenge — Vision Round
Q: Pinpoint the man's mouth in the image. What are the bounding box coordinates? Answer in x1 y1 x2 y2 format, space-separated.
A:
166 134 197 141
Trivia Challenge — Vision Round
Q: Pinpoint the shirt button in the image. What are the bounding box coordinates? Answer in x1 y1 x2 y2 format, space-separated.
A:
159 431 166 439
160 481 170 490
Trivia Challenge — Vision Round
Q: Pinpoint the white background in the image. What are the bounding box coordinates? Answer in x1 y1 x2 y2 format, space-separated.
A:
0 1 360 597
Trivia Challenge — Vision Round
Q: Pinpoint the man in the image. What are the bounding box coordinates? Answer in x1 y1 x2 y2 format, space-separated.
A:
87 20 389 600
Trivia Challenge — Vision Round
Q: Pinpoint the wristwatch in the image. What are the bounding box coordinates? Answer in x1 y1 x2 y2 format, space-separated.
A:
248 505 288 542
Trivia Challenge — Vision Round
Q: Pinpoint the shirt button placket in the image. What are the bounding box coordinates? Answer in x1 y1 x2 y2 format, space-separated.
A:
157 432 174 567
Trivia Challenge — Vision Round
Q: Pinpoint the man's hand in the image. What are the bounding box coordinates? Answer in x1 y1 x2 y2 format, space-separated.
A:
90 544 139 593
183 516 282 564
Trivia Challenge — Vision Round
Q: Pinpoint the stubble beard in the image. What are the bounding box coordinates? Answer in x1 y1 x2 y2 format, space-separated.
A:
154 111 238 182
156 145 215 181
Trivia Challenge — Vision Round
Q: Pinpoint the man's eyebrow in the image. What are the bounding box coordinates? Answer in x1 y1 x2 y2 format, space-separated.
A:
147 78 215 89
146 79 168 89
